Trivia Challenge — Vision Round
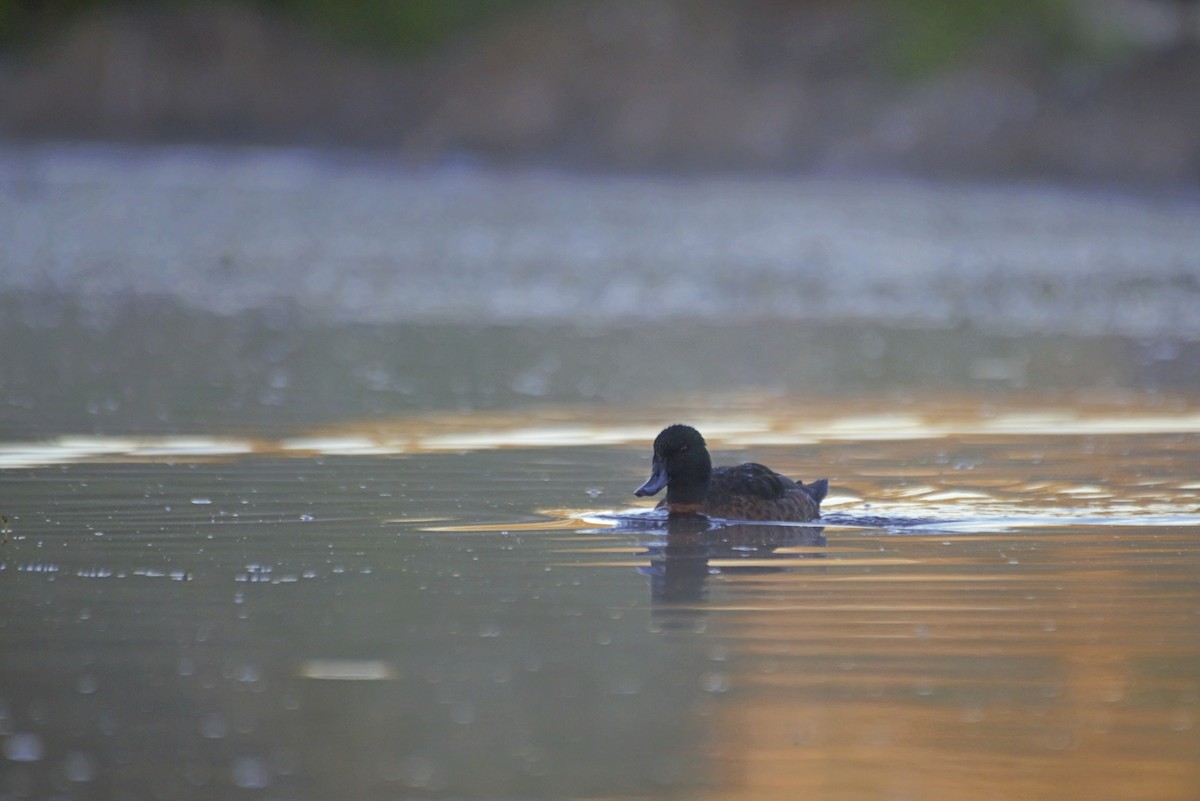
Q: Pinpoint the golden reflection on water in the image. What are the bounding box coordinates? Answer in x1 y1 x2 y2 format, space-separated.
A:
1 391 1197 469
638 520 1200 801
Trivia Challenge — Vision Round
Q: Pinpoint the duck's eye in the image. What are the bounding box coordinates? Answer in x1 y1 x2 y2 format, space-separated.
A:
678 445 688 454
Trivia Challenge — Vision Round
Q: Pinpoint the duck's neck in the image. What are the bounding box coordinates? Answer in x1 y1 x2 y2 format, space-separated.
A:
665 456 711 508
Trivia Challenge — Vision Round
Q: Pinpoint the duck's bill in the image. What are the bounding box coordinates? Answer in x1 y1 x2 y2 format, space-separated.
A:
635 460 668 497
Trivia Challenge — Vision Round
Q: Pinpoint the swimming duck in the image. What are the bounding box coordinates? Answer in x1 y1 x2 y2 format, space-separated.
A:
635 424 828 521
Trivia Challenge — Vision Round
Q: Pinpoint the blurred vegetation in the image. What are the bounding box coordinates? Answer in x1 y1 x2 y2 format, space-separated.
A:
1 0 1090 71
261 0 544 56
0 0 546 55
885 0 1084 76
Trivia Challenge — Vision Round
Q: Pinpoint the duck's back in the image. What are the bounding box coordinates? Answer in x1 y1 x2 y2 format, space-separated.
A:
660 462 828 521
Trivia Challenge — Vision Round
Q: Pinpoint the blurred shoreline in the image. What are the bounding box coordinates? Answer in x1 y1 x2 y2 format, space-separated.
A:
1 1 1198 184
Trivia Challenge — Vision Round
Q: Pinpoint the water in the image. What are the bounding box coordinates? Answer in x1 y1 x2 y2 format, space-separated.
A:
2 146 1200 799
2 395 1198 800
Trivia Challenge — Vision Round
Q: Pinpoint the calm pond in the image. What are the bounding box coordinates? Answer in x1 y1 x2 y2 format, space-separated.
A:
3 356 1199 800
1 149 1199 800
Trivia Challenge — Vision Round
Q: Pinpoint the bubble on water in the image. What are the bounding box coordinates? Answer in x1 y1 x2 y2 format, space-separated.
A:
478 622 501 638
200 713 228 739
231 756 271 789
299 514 314 522
236 663 261 684
281 689 301 711
610 674 643 696
399 754 438 788
269 747 299 777
700 672 729 693
3 733 44 761
64 750 96 782
450 701 475 725
76 674 98 695
1038 729 1075 751
586 487 603 498
190 498 212 505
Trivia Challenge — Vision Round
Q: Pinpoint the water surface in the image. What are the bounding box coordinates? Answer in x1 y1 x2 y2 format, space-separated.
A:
2 395 1198 800
3 146 1199 799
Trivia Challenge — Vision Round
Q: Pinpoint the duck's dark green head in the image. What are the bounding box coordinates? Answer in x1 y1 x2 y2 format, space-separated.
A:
635 424 713 505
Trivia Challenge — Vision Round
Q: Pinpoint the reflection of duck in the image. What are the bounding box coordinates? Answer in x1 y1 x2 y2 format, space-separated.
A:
635 425 828 521
641 514 826 604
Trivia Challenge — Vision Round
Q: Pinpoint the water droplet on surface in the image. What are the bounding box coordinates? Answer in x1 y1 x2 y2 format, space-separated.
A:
65 750 96 782
200 713 228 739
3 733 44 762
231 756 271 789
399 754 437 788
611 674 643 695
450 701 475 725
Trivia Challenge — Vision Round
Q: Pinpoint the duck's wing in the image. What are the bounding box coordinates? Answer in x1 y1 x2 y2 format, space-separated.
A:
705 463 824 521
712 465 829 504
711 463 791 500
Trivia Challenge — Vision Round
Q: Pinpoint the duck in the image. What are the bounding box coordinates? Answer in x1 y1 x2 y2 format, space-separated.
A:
634 424 828 521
